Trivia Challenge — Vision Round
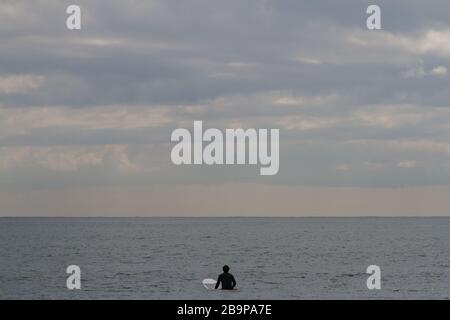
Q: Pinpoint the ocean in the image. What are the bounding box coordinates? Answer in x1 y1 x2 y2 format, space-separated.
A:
0 217 449 299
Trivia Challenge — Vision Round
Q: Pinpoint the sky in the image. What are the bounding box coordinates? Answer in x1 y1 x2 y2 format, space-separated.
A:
1 0 450 216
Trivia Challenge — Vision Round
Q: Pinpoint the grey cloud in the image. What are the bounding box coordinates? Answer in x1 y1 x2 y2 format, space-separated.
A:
1 0 450 191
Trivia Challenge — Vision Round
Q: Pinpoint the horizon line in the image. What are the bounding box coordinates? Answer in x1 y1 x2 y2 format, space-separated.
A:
1 215 449 218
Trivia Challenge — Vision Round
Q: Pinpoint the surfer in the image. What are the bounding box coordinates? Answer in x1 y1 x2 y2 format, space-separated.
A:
215 265 236 290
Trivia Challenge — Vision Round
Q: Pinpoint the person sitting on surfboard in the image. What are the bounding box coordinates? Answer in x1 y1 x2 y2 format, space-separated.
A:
215 265 236 290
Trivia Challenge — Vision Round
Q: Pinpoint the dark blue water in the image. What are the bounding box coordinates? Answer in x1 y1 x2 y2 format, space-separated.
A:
0 217 449 299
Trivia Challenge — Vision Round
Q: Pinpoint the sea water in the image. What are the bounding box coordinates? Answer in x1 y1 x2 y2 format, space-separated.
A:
0 217 449 299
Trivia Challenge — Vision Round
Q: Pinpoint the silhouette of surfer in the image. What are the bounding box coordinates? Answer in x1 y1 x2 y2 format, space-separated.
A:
215 265 236 290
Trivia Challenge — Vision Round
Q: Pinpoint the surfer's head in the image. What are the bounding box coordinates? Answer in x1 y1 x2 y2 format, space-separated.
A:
223 265 230 273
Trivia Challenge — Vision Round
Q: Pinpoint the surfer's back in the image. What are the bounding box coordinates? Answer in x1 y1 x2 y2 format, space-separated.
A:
216 272 236 290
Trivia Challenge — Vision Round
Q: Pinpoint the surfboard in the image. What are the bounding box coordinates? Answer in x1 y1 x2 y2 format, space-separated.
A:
202 278 217 290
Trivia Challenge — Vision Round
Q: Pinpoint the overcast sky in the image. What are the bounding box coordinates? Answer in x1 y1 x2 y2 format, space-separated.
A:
1 0 450 216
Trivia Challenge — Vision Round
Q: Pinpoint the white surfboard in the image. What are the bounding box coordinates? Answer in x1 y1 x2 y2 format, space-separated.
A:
202 278 217 290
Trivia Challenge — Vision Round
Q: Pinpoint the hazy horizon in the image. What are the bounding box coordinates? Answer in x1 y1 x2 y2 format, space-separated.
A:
1 216 449 218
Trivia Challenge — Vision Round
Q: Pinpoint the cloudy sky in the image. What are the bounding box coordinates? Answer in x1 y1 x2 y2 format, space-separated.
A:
1 0 450 216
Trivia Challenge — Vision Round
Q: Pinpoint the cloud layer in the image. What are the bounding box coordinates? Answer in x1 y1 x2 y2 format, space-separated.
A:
1 1 450 215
